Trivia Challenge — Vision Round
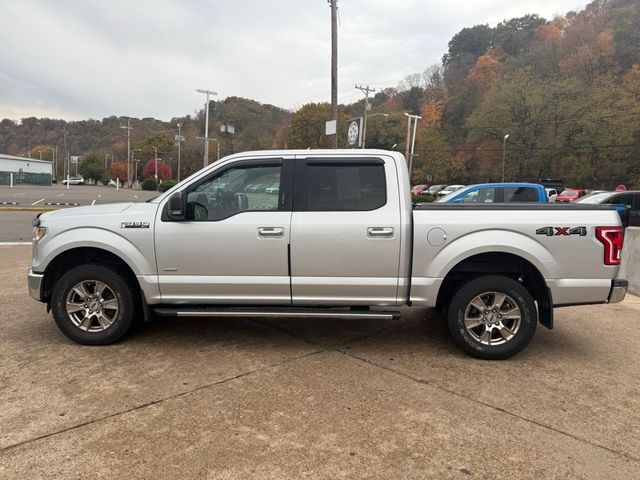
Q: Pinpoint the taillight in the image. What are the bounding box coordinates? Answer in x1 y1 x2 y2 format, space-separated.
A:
595 226 623 265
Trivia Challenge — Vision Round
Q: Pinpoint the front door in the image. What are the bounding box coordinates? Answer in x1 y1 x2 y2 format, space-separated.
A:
289 156 402 306
154 158 293 304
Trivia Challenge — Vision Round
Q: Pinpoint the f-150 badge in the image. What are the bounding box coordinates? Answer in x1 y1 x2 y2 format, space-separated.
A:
536 226 587 236
121 221 150 229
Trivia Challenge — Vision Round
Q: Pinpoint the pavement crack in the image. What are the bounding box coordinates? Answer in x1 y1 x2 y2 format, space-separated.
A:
337 349 640 465
0 348 325 454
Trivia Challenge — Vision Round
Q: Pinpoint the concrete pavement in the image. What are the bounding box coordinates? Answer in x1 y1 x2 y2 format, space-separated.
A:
1 245 639 479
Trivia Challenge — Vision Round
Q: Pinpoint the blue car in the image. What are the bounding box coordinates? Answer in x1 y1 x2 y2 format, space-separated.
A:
435 183 549 204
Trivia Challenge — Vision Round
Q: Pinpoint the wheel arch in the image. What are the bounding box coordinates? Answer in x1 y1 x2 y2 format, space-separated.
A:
42 247 140 304
435 251 553 329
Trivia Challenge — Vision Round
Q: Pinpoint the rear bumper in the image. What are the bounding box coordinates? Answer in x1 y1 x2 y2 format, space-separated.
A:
27 268 44 302
608 278 628 304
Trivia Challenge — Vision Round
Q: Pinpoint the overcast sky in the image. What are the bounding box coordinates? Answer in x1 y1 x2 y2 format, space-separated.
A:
0 0 589 121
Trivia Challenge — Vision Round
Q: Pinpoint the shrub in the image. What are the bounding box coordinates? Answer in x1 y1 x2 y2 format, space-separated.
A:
412 194 436 203
158 179 177 192
141 177 157 191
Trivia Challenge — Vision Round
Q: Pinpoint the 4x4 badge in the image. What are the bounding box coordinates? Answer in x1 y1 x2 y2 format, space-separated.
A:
536 226 587 236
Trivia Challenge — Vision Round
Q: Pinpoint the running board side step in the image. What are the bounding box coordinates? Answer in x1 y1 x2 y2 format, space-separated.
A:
153 307 401 320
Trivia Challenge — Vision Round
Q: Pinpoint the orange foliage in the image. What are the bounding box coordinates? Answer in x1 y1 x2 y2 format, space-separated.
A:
420 100 444 127
622 64 640 101
381 96 402 114
468 55 502 90
109 162 129 182
534 24 561 41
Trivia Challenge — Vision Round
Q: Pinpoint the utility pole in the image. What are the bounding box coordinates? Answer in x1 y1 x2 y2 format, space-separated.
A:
404 113 422 181
176 123 183 182
355 85 375 148
502 134 510 182
63 127 69 189
196 88 217 167
330 0 338 148
120 119 133 187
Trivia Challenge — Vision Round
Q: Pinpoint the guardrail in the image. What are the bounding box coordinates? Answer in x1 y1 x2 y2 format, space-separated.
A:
620 227 640 296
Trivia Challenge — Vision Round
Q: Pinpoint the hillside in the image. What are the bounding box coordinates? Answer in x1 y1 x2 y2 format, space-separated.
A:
1 0 639 187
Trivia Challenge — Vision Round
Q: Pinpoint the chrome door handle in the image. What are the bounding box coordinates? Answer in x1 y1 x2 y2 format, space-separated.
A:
258 227 285 238
367 227 394 238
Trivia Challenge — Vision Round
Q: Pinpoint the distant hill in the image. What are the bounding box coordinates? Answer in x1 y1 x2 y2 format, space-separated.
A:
2 0 639 187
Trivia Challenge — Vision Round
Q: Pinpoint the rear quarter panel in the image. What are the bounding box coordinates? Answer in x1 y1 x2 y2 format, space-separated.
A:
411 206 621 306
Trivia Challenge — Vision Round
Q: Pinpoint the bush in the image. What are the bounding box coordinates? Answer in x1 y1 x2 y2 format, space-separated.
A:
412 194 436 203
141 177 157 191
158 180 177 192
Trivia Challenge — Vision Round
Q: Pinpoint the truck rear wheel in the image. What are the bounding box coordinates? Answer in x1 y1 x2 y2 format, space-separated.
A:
51 264 135 345
446 275 537 359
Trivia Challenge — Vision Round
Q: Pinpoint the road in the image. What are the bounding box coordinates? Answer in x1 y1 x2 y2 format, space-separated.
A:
0 184 157 207
0 185 158 242
1 244 640 479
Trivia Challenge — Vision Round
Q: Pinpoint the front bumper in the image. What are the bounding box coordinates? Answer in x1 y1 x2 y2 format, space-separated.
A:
27 268 44 302
608 278 628 304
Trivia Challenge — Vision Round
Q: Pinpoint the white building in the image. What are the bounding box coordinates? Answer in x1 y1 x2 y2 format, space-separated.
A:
0 153 53 175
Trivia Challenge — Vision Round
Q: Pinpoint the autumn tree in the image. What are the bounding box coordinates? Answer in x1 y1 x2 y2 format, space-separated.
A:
142 159 172 180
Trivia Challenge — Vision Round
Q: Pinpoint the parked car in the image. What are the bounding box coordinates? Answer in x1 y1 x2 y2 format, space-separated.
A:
577 190 640 227
265 183 280 194
411 184 429 196
437 183 548 204
555 188 586 202
28 149 627 360
426 184 447 195
545 188 558 201
436 184 466 197
62 176 85 185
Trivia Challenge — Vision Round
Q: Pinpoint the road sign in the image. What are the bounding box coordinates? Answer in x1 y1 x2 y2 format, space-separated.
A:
70 156 79 164
346 118 363 148
220 125 235 134
325 120 337 136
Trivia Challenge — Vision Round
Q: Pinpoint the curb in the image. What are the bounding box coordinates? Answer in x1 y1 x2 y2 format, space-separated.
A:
0 206 61 212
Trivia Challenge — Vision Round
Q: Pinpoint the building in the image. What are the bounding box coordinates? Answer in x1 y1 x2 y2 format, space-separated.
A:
0 153 53 185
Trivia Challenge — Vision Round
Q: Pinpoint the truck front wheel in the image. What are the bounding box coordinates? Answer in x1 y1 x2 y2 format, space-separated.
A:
446 275 537 360
51 264 136 345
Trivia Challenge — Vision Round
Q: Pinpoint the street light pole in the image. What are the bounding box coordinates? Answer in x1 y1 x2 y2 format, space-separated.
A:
196 88 218 168
177 123 182 182
152 146 158 188
120 119 133 187
502 134 510 182
404 113 422 181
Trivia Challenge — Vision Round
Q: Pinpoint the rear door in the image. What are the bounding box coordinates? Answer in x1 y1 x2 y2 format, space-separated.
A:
289 156 402 305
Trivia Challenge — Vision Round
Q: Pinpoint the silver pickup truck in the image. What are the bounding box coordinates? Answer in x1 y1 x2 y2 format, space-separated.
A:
27 149 627 359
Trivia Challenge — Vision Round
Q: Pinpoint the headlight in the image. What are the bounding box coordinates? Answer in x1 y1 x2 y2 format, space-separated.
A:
33 226 47 242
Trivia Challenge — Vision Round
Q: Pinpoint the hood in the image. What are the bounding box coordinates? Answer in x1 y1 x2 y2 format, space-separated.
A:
39 202 134 221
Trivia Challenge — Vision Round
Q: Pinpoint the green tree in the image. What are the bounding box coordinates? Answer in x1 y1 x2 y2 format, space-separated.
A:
287 103 334 149
78 154 106 184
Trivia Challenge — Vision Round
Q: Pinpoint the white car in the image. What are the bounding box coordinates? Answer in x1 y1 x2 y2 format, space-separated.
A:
265 183 279 194
62 176 85 185
436 184 466 197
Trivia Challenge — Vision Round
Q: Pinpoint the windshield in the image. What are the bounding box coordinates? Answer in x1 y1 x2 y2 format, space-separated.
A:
559 189 578 196
577 192 612 204
435 188 467 203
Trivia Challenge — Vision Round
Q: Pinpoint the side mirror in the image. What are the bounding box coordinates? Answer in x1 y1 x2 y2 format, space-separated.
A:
166 191 185 221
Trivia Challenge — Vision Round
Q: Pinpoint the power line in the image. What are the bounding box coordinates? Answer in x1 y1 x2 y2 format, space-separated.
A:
417 143 639 153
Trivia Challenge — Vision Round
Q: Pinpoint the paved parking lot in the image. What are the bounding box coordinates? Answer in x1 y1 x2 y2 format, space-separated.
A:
1 245 639 478
0 184 157 207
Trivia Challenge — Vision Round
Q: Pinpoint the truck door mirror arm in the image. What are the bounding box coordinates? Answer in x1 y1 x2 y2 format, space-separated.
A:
166 191 186 221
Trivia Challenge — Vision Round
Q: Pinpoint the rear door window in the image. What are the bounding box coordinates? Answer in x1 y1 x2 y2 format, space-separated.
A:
303 163 386 211
503 187 537 202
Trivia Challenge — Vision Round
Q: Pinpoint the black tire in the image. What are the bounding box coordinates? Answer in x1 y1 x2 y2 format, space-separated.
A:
447 275 537 360
51 264 136 345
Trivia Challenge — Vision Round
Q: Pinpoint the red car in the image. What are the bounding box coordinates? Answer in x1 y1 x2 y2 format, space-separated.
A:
554 188 587 202
411 184 429 195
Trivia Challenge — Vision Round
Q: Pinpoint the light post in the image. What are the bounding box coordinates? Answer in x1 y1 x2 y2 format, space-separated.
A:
152 146 158 188
196 88 218 167
212 138 220 161
363 113 389 148
502 134 510 182
104 153 111 170
48 147 55 180
130 149 142 187
404 113 422 181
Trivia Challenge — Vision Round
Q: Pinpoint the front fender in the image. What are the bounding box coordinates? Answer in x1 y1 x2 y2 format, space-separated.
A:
418 229 557 280
34 227 156 276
